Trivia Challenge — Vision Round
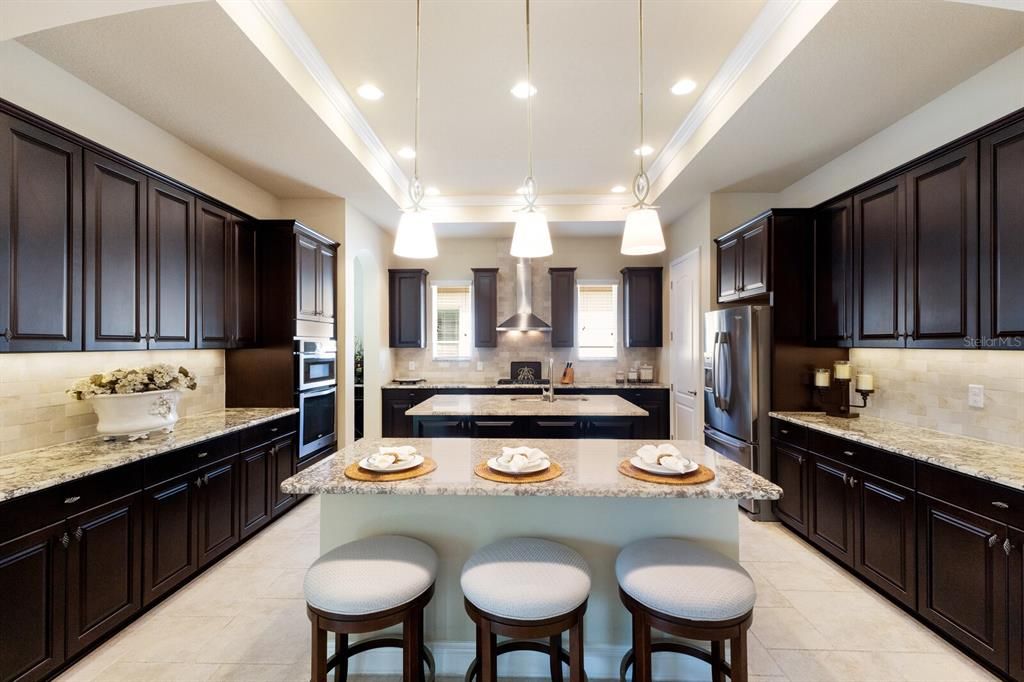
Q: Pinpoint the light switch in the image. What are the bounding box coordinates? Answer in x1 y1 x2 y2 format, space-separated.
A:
408 361 416 371
477 361 484 371
968 384 985 408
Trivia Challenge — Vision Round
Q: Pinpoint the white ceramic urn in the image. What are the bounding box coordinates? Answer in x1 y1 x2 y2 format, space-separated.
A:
89 389 183 440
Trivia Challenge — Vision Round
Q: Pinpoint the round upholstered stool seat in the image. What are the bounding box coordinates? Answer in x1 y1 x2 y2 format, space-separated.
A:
304 535 438 682
461 538 591 682
616 538 755 682
462 537 591 620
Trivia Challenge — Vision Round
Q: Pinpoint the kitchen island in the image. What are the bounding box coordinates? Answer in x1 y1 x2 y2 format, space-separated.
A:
406 393 649 439
282 437 780 679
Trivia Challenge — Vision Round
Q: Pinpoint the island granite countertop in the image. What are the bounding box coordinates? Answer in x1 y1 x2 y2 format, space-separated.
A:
771 411 1024 491
385 381 670 390
0 407 298 503
281 438 781 500
406 393 648 417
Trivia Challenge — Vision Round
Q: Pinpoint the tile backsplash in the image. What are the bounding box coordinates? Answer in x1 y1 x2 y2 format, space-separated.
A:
0 350 225 455
850 348 1024 447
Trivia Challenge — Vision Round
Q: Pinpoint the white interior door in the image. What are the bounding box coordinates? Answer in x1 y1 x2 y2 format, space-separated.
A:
670 250 701 440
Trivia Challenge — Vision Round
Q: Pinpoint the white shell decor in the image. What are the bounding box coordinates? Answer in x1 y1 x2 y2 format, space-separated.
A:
89 389 183 441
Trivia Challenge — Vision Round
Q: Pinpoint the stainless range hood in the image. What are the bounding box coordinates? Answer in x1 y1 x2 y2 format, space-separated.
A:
496 258 551 332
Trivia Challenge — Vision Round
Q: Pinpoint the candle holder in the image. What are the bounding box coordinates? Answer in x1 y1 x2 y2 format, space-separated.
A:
813 373 874 419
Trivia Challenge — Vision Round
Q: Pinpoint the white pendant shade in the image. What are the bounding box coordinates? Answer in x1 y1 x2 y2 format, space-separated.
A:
393 209 438 259
621 207 665 255
510 210 553 258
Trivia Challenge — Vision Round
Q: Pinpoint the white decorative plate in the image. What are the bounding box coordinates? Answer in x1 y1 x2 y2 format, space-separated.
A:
630 456 698 476
359 454 424 473
487 457 551 475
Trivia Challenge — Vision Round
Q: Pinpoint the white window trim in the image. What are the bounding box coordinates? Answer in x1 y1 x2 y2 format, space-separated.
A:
575 282 619 361
431 282 473 361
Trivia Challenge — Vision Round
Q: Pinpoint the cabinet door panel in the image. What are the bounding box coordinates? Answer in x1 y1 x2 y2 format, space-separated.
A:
0 521 66 682
980 120 1024 347
529 419 584 439
772 443 808 536
233 219 257 347
469 419 523 438
717 237 740 302
621 268 662 347
383 399 414 438
148 181 195 349
270 435 297 517
473 269 499 348
84 152 148 350
810 456 854 564
1009 527 1024 681
414 418 466 438
240 445 271 539
318 245 336 324
142 475 197 605
389 270 427 348
854 177 906 347
854 474 915 608
813 198 853 346
296 235 319 321
917 495 1007 668
586 417 635 439
198 458 239 567
197 202 232 348
549 268 576 348
906 144 978 348
739 219 768 297
66 492 142 656
0 114 82 351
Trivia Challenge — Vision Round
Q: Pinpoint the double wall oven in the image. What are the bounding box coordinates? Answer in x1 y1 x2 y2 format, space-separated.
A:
295 338 337 460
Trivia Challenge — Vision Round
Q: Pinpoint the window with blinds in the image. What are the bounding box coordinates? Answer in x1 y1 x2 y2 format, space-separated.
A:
577 283 618 359
432 284 472 359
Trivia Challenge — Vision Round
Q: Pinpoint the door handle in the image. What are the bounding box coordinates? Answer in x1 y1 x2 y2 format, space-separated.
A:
992 501 1009 509
686 390 698 396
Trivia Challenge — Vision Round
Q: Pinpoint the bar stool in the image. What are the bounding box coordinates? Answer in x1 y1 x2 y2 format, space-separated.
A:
461 537 591 682
304 535 438 682
616 538 756 682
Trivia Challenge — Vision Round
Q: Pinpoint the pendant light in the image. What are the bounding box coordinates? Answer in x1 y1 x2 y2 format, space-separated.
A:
621 0 665 256
510 0 553 258
393 0 438 259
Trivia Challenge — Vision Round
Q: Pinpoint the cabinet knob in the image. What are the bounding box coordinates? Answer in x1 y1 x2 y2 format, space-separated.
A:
1 328 11 342
841 450 855 457
196 476 204 488
1004 538 1015 556
74 526 83 541
60 532 70 549
992 501 1009 509
780 428 789 434
988 534 1000 548
63 496 81 505
197 451 209 459
848 476 858 488
270 427 279 433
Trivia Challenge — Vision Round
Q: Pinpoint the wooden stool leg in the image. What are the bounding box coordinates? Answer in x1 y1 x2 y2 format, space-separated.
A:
403 607 424 682
479 619 498 682
311 619 328 682
549 634 564 682
711 640 724 682
334 633 348 682
569 618 584 682
631 610 651 682
730 628 748 682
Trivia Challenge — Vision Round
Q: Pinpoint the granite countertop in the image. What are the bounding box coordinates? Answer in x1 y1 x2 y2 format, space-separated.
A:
0 407 298 503
406 394 649 417
771 411 1024 491
384 381 670 390
281 438 781 500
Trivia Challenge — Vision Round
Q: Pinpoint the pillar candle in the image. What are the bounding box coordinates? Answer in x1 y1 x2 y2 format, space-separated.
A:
814 368 831 387
856 373 874 391
833 361 852 380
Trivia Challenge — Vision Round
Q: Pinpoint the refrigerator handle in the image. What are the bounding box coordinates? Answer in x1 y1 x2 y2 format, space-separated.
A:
714 331 731 411
711 336 720 407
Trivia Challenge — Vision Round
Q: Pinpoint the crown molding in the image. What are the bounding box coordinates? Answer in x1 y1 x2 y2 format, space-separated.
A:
646 0 802 190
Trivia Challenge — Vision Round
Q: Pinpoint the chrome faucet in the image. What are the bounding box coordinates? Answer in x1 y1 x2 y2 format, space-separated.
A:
543 357 556 402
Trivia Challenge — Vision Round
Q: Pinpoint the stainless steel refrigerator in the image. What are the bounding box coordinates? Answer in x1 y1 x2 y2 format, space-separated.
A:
704 305 773 519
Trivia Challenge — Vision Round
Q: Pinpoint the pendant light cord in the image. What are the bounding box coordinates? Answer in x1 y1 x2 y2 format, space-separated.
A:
526 0 534 181
637 0 645 179
414 0 421 182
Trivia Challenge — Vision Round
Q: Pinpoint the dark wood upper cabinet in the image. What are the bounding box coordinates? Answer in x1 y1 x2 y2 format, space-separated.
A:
812 197 854 346
65 491 142 657
148 181 196 349
980 119 1024 348
197 201 233 349
549 268 576 348
84 152 149 351
739 218 769 298
917 494 1008 669
905 144 978 349
296 234 320 322
318 244 336 326
0 520 67 682
389 269 428 348
0 113 82 352
472 268 498 348
716 236 740 302
853 176 906 347
233 219 258 347
621 267 662 347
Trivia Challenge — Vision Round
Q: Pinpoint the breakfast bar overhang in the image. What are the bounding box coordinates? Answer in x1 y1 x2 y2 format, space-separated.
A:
282 437 781 679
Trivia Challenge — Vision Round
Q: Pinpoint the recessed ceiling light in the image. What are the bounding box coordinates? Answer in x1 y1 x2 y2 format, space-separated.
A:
611 185 627 193
633 145 654 157
511 81 537 99
357 83 384 100
424 186 440 196
397 147 416 159
670 78 697 96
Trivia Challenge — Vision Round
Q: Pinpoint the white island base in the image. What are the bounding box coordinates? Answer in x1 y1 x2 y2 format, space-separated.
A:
319 493 740 680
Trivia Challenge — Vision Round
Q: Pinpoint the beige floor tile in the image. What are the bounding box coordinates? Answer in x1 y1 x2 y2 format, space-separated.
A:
150 566 286 619
770 649 904 681
208 662 310 681
742 562 793 608
752 559 860 592
750 607 831 650
745 630 785 677
878 651 1001 681
260 568 307 599
113 615 233 663
194 601 310 664
85 661 219 681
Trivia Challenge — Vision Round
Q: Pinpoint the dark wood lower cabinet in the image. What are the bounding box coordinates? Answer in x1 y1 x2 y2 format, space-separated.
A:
809 455 856 565
1009 527 1024 681
65 492 142 657
240 444 272 539
469 418 526 438
586 417 636 439
0 521 66 682
414 418 467 438
771 441 808 536
197 456 240 568
853 473 915 608
270 434 297 517
142 472 198 606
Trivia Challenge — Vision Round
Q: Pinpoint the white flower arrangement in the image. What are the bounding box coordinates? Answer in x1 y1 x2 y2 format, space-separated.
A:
67 364 198 400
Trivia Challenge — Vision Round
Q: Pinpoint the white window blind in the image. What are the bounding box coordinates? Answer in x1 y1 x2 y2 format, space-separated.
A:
432 285 472 359
577 284 618 359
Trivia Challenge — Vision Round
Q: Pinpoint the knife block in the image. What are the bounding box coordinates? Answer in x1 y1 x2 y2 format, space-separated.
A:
561 367 574 384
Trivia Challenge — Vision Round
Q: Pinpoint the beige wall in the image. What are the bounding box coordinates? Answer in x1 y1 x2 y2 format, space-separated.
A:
0 351 225 455
391 236 662 384
0 41 280 218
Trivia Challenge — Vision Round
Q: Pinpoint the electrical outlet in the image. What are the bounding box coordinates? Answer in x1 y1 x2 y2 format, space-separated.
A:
968 384 985 408
408 361 416 371
477 361 484 371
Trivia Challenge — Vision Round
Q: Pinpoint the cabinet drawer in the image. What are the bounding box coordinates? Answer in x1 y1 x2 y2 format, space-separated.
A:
807 429 913 488
918 463 1024 529
144 437 229 487
239 415 297 451
771 419 807 449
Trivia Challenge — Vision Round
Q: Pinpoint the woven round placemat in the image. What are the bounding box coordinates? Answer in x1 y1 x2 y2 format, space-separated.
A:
474 460 564 484
344 457 437 482
617 459 716 485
